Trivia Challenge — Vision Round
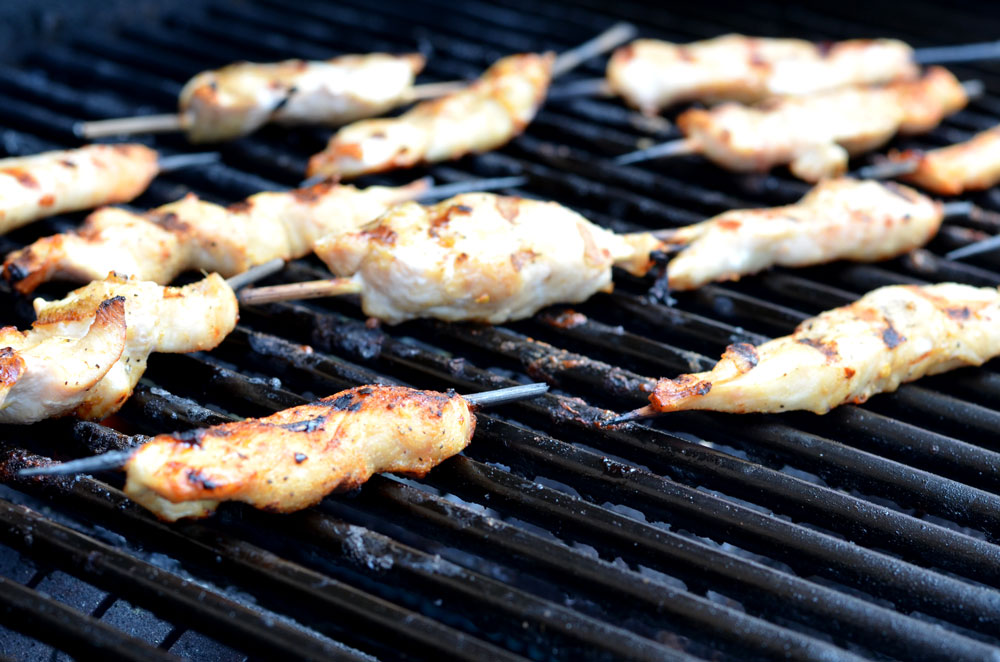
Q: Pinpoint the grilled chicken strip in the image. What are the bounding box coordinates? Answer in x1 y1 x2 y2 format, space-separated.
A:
607 35 917 115
662 178 943 291
3 177 427 294
0 273 238 424
179 53 425 142
0 144 158 235
886 126 1000 196
123 385 475 521
635 283 1000 416
313 192 661 324
0 297 126 425
306 53 553 179
677 67 967 182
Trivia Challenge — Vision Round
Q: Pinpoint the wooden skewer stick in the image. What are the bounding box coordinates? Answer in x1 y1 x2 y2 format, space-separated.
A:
225 258 286 291
238 277 362 306
79 113 187 139
17 383 551 477
853 159 919 180
155 151 220 172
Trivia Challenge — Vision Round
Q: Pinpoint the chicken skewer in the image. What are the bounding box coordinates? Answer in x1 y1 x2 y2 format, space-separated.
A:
79 53 445 142
304 23 636 180
239 192 664 323
18 382 550 521
612 69 975 182
0 144 217 235
855 125 1000 196
2 171 526 294
609 282 1000 423
653 178 949 291
0 260 281 426
606 34 1000 116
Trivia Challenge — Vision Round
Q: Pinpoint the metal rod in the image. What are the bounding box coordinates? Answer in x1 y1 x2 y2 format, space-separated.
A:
225 258 286 290
19 449 136 476
239 277 363 306
156 151 220 172
915 40 1000 64
854 159 919 180
547 77 614 100
463 382 549 408
962 79 985 100
413 175 529 201
405 80 470 101
76 112 186 139
551 22 637 77
613 138 699 165
942 201 976 218
945 234 1000 260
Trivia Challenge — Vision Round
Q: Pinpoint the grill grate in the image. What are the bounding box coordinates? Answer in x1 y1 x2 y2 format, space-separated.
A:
3 1 1000 660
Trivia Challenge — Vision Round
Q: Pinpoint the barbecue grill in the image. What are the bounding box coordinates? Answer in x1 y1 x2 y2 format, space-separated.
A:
3 0 1000 660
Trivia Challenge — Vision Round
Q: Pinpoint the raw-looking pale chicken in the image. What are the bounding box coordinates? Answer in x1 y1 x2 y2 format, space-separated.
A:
122 385 475 520
662 178 943 290
3 177 428 294
0 297 126 425
178 53 425 142
313 192 662 324
887 126 1000 195
677 67 967 181
0 144 159 235
0 273 238 424
619 283 1000 418
607 35 917 115
306 53 553 179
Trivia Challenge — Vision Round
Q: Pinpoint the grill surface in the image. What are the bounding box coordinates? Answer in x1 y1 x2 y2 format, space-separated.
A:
3 1 1000 660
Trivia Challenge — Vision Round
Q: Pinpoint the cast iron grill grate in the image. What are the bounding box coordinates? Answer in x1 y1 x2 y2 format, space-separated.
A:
2 1 1000 660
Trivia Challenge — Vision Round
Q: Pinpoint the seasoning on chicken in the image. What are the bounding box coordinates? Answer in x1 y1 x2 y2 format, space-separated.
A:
178 53 426 142
615 67 969 182
242 193 664 324
661 178 943 291
607 35 918 115
19 383 549 521
0 272 238 424
306 53 554 180
611 282 1000 422
3 177 429 294
0 144 159 235
876 126 1000 196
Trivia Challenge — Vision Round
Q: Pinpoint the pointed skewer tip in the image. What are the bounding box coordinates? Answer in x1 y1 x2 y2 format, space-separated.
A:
602 405 659 426
17 449 136 477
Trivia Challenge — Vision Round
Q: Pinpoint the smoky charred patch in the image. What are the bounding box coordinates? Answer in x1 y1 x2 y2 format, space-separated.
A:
149 211 190 233
882 321 906 349
281 416 327 433
173 428 209 445
723 342 759 373
0 347 25 387
323 393 364 412
796 337 840 362
186 468 217 491
362 225 397 245
357 387 373 395
946 306 971 320
2 168 39 189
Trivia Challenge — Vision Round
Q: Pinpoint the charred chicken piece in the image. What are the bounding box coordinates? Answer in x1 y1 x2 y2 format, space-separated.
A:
607 35 917 115
0 273 238 424
123 385 476 521
616 283 1000 419
677 67 967 181
662 178 943 291
179 53 425 142
887 126 1000 196
3 178 427 294
0 144 159 235
311 192 661 324
306 53 553 179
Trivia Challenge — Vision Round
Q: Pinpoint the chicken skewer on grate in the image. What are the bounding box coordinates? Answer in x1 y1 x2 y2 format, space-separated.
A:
19 383 550 521
609 282 1000 422
613 68 974 182
0 144 216 235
